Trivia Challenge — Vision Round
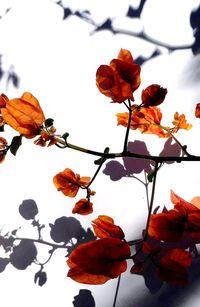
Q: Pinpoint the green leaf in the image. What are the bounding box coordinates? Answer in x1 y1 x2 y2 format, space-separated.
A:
44 118 54 128
62 132 69 141
94 157 102 165
94 147 109 165
10 135 22 156
147 170 155 182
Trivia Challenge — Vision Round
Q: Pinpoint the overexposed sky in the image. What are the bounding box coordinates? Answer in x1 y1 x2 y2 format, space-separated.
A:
0 1 200 306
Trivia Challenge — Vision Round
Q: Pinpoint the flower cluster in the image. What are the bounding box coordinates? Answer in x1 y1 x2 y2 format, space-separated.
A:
53 168 94 215
97 49 192 138
149 191 200 242
0 48 200 291
67 215 130 284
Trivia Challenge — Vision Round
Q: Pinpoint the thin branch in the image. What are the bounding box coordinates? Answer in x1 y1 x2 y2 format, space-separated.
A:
123 99 132 153
126 174 145 185
144 171 150 209
85 156 107 189
53 136 200 162
144 161 159 239
113 275 121 307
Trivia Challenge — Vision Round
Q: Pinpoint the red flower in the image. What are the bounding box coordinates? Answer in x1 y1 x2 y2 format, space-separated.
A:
141 84 167 107
148 209 185 242
72 199 93 215
0 94 9 128
67 238 130 284
96 49 141 103
195 103 200 118
53 168 90 198
0 94 8 109
156 248 192 286
0 137 8 163
92 215 125 239
149 191 200 242
34 130 57 147
171 191 200 240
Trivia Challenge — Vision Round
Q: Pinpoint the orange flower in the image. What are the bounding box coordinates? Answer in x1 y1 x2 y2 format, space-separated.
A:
72 199 93 215
141 84 167 107
156 248 192 286
67 238 130 284
1 92 45 138
92 215 125 239
172 112 192 132
195 103 200 118
117 106 168 137
53 168 90 198
96 49 141 103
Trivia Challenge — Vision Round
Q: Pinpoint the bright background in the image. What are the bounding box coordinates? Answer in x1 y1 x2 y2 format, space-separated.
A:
0 0 200 306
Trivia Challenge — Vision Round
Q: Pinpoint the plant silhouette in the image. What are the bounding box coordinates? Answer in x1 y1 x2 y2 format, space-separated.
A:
73 289 95 307
0 199 96 287
103 138 181 181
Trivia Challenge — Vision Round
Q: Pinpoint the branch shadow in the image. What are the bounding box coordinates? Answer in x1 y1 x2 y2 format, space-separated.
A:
103 138 181 181
0 199 96 287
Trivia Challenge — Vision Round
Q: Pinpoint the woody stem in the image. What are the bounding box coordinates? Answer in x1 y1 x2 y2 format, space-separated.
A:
52 136 200 162
84 156 106 190
144 161 159 239
123 98 132 153
113 275 121 307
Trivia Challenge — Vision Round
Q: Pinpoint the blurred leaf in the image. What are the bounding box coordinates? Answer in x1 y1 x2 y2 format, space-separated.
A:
9 72 19 87
126 0 147 18
190 5 200 29
92 18 114 34
63 7 72 19
135 49 161 66
190 5 200 55
74 10 91 21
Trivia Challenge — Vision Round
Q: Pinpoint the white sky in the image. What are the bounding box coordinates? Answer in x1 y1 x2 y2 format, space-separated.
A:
0 0 200 306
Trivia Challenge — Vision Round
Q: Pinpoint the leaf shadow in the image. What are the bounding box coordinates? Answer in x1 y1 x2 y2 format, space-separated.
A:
0 199 96 288
73 289 96 307
103 138 181 182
